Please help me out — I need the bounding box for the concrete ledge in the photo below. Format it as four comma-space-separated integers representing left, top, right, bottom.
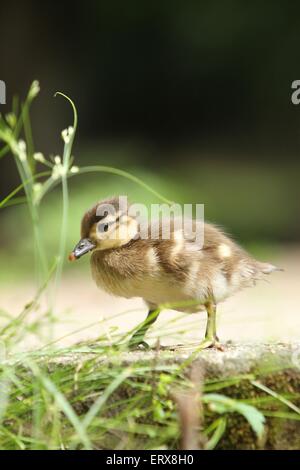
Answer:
49, 341, 300, 375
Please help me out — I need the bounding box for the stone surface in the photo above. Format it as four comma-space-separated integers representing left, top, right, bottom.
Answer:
48, 341, 300, 376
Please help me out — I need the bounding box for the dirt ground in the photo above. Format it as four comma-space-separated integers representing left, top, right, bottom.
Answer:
1, 247, 299, 350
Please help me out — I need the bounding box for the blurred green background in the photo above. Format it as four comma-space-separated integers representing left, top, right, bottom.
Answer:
0, 0, 299, 282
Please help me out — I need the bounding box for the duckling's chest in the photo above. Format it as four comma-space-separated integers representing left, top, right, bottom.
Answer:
92, 253, 165, 298
90, 249, 195, 305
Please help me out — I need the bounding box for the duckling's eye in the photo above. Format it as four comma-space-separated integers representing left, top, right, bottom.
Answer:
98, 222, 110, 233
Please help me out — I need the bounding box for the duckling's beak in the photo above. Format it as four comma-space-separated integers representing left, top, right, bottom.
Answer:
69, 238, 96, 261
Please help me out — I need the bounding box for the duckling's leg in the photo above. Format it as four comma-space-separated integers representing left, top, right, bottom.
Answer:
199, 302, 223, 350
128, 309, 160, 350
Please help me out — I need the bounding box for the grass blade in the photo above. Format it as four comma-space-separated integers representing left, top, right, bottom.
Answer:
26, 359, 92, 450
82, 367, 132, 430
205, 417, 227, 450
251, 380, 300, 415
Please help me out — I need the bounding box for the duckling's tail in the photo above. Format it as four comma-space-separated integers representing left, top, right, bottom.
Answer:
257, 262, 284, 275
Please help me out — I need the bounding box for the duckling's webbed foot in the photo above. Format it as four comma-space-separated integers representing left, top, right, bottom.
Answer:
198, 338, 215, 349
198, 338, 225, 351
128, 340, 150, 351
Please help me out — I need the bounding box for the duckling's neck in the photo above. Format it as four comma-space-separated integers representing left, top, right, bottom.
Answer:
90, 239, 149, 298
92, 242, 137, 274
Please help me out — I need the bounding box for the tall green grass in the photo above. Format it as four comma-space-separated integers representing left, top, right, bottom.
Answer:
0, 83, 299, 450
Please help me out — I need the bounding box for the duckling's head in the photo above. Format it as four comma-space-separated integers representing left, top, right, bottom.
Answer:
69, 196, 139, 260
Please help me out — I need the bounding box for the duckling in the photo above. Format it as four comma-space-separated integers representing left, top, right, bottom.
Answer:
69, 196, 281, 350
